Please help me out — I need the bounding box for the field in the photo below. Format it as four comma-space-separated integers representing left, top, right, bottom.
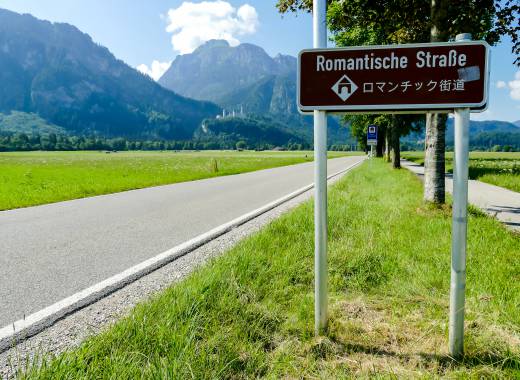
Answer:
402, 151, 520, 193
0, 150, 353, 211
17, 160, 519, 378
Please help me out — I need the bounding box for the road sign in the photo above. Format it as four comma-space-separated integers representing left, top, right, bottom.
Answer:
367, 125, 378, 146
298, 41, 490, 113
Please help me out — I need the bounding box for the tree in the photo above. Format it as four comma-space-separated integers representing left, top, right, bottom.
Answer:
421, 0, 518, 203
236, 141, 247, 150
277, 0, 518, 61
328, 5, 425, 169
277, 0, 519, 201
424, 0, 449, 203
347, 113, 423, 168
390, 115, 425, 168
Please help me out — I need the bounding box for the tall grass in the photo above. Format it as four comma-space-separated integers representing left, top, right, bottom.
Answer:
0, 151, 352, 210
15, 160, 519, 378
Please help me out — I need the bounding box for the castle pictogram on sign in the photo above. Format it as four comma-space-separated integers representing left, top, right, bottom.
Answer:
331, 75, 358, 102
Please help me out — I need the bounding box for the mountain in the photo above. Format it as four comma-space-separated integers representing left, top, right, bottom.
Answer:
402, 119, 520, 150
196, 115, 308, 148
0, 8, 220, 140
218, 74, 297, 115
0, 111, 65, 135
446, 119, 520, 137
159, 40, 352, 146
446, 120, 520, 150
159, 40, 296, 103
446, 118, 520, 144
514, 120, 520, 128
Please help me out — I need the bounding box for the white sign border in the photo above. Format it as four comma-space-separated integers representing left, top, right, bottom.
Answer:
297, 41, 491, 113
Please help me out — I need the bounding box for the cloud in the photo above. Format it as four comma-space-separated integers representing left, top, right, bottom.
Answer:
165, 1, 259, 54
137, 60, 172, 81
508, 71, 520, 101
496, 80, 506, 89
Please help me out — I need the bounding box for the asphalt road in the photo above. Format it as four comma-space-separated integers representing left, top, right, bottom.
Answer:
0, 155, 364, 328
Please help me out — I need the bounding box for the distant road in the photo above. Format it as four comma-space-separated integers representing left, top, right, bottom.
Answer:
0, 156, 364, 328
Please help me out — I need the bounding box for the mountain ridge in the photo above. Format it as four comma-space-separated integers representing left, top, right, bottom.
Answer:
446, 119, 520, 135
0, 8, 220, 140
159, 39, 352, 146
0, 9, 517, 149
159, 39, 296, 103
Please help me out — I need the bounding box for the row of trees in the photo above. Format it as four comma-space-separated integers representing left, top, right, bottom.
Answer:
0, 133, 241, 152
467, 132, 520, 151
0, 132, 357, 152
277, 0, 519, 205
4, 130, 514, 153
0, 133, 230, 152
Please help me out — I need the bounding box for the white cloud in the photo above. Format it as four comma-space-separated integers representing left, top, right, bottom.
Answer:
496, 80, 506, 89
508, 71, 520, 101
137, 60, 172, 81
165, 1, 259, 54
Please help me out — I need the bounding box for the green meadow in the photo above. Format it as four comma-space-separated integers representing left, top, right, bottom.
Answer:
17, 160, 519, 379
0, 150, 354, 211
402, 151, 520, 193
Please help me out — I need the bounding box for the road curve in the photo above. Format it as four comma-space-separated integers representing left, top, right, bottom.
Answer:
0, 155, 364, 328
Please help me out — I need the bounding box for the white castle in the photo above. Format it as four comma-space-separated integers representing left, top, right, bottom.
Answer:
216, 105, 245, 119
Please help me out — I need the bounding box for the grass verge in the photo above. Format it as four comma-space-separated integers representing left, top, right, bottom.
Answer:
15, 159, 519, 378
0, 150, 353, 210
402, 151, 520, 193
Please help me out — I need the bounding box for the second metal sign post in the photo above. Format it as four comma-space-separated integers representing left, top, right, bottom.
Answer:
313, 0, 328, 336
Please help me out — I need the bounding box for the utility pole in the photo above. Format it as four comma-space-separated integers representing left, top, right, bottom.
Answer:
449, 32, 472, 358
313, 0, 328, 335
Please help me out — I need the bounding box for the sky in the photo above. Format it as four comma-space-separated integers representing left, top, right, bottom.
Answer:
0, 0, 518, 122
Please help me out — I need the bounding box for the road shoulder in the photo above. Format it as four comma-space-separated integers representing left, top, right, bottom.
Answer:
0, 163, 359, 378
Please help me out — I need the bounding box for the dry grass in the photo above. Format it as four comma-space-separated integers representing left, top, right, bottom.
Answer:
290, 296, 519, 378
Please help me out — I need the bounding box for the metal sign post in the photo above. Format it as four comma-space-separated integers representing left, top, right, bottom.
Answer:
313, 0, 328, 335
300, 25, 489, 350
449, 33, 472, 358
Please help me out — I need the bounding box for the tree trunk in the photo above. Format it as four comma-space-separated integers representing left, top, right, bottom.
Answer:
376, 128, 384, 157
424, 113, 446, 202
384, 129, 391, 162
424, 0, 448, 203
391, 121, 401, 169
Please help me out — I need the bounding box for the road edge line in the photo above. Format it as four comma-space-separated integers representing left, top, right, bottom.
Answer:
0, 158, 365, 353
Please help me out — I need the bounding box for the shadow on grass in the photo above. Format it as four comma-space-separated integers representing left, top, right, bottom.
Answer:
469, 167, 520, 177
322, 338, 520, 373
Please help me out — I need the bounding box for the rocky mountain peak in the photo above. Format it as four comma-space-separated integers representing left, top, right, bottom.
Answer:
0, 7, 220, 139
158, 40, 296, 102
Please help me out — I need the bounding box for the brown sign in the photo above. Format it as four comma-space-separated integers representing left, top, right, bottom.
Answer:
298, 41, 489, 113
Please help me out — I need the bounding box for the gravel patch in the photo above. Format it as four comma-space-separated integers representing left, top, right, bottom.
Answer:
0, 171, 350, 379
